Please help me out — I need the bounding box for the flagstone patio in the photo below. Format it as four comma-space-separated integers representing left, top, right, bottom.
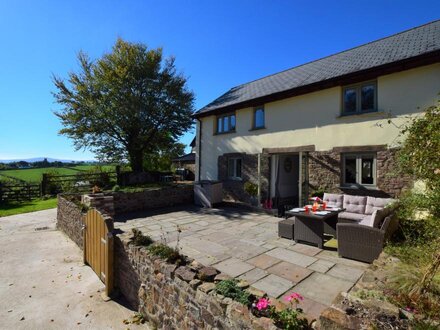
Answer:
114, 205, 369, 319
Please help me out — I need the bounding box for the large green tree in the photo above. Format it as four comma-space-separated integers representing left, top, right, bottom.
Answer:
53, 38, 194, 172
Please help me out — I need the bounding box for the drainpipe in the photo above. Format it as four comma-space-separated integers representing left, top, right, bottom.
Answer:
196, 118, 202, 182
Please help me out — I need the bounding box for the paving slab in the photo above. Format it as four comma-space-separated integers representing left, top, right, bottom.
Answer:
266, 248, 317, 268
288, 243, 322, 256
212, 258, 255, 277
327, 263, 365, 282
247, 254, 282, 270
266, 261, 313, 284
307, 259, 335, 273
252, 274, 294, 298
291, 272, 355, 306
238, 268, 268, 284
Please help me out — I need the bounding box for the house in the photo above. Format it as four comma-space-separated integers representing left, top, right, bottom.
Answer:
193, 20, 440, 207
172, 137, 196, 180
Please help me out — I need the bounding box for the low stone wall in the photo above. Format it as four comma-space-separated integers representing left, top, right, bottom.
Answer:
112, 184, 194, 214
114, 233, 278, 330
56, 195, 84, 249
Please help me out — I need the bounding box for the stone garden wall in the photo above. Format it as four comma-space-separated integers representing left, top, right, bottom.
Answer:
112, 184, 194, 214
56, 195, 84, 249
114, 233, 278, 330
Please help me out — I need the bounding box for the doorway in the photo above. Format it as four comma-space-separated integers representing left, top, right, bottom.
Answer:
270, 154, 300, 208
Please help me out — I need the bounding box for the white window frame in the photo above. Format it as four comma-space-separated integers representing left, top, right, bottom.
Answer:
227, 158, 242, 180
342, 153, 377, 187
342, 81, 377, 114
216, 113, 236, 134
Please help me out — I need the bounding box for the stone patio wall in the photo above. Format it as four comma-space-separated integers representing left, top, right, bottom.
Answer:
112, 184, 194, 214
56, 195, 84, 249
114, 234, 278, 330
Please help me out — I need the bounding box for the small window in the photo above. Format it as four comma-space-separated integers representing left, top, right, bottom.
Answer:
342, 81, 377, 114
228, 158, 242, 179
342, 153, 376, 186
253, 106, 265, 129
216, 113, 236, 134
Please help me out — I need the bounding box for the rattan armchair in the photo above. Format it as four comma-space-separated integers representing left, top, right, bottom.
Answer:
337, 213, 398, 263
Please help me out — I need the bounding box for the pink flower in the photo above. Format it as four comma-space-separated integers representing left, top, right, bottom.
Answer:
284, 292, 304, 303
256, 298, 270, 311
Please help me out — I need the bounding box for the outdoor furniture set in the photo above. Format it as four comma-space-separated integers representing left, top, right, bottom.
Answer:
278, 193, 398, 263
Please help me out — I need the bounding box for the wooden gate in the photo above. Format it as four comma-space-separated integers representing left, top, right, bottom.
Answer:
83, 208, 114, 297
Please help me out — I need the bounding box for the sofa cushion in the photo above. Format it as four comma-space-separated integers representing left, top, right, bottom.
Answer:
359, 213, 374, 227
343, 195, 367, 214
323, 193, 343, 208
365, 197, 395, 215
359, 208, 392, 228
338, 211, 367, 222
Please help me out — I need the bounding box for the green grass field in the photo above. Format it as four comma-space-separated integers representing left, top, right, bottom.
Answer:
0, 165, 115, 183
0, 198, 58, 217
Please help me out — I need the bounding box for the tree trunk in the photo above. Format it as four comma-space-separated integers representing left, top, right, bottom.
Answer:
129, 149, 144, 172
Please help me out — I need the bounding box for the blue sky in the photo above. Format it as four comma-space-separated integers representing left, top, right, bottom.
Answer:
0, 1, 438, 161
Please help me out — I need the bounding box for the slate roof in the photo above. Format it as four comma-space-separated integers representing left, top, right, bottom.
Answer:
172, 153, 195, 163
196, 20, 440, 116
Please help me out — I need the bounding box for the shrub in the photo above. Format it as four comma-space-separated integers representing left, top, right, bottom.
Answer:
112, 184, 120, 192
215, 279, 252, 305
131, 229, 153, 247
147, 243, 184, 265
244, 182, 258, 197
272, 308, 309, 330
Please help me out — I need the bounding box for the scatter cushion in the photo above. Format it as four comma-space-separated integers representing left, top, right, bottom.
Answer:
365, 197, 395, 215
323, 193, 344, 208
338, 212, 367, 222
343, 195, 367, 214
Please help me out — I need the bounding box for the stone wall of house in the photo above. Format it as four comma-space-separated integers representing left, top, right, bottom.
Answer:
112, 184, 194, 214
56, 195, 84, 249
308, 149, 411, 198
308, 151, 342, 195
376, 148, 412, 197
114, 233, 278, 330
218, 153, 270, 204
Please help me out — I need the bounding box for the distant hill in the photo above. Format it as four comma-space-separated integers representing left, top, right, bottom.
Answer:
0, 157, 96, 163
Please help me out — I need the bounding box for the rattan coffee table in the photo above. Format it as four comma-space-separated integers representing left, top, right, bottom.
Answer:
286, 209, 344, 248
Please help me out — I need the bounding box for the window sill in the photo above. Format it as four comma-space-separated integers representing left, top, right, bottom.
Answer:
249, 126, 266, 132
214, 130, 236, 136
338, 185, 378, 191
227, 177, 243, 182
337, 110, 385, 119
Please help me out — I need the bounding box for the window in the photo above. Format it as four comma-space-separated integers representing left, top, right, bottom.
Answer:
253, 106, 265, 129
228, 158, 242, 179
342, 81, 377, 114
216, 113, 236, 134
342, 153, 376, 186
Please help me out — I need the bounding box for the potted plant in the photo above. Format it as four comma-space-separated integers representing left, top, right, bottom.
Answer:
244, 181, 258, 206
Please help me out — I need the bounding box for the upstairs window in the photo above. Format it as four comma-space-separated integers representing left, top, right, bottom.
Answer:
253, 106, 265, 129
342, 81, 377, 114
228, 158, 242, 179
342, 153, 376, 186
216, 113, 236, 134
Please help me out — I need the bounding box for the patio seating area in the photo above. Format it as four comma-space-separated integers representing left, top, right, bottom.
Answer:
114, 205, 370, 319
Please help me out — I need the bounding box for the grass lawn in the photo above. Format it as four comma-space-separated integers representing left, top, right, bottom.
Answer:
0, 165, 116, 183
0, 198, 58, 217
